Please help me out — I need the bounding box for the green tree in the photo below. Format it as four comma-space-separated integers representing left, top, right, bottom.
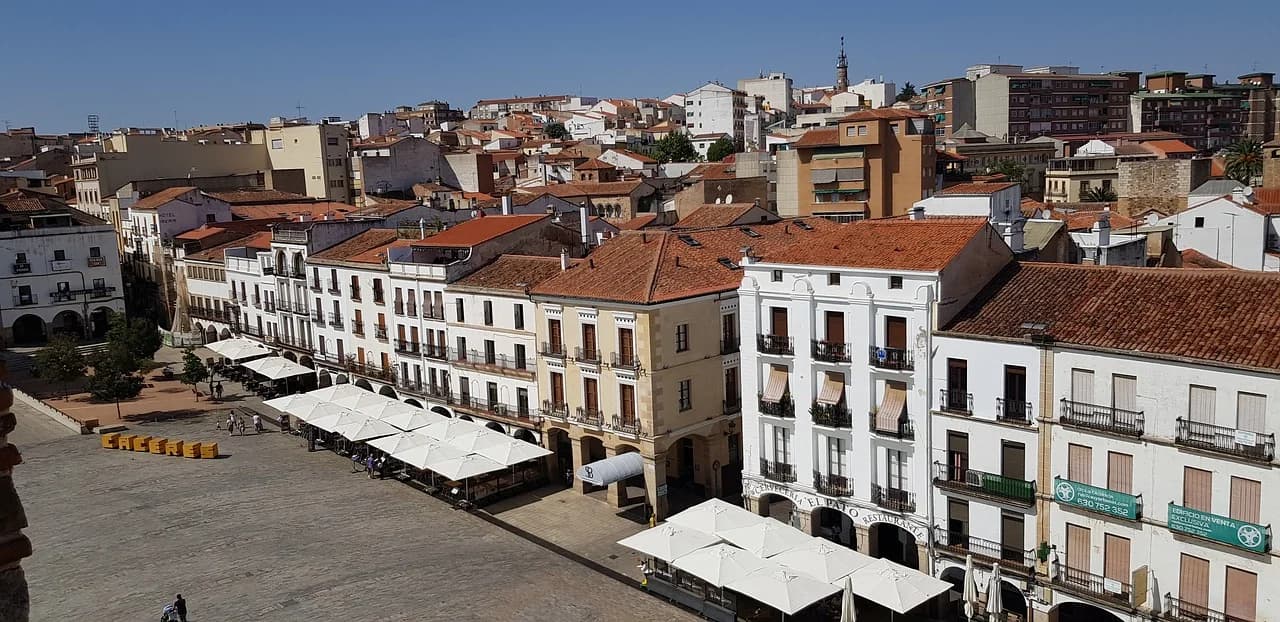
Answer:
34, 334, 86, 399
1223, 139, 1263, 185
989, 159, 1028, 189
649, 132, 700, 163
179, 347, 209, 401
545, 122, 570, 140
706, 137, 736, 162
103, 312, 161, 365
87, 351, 143, 420
895, 82, 917, 102
1082, 185, 1118, 202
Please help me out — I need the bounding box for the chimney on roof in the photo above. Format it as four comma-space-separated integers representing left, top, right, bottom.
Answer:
560, 247, 569, 271
419, 218, 426, 240
740, 246, 754, 265
579, 203, 591, 247
298, 213, 309, 223
909, 204, 926, 220
1095, 206, 1111, 249
1232, 186, 1254, 204
501, 195, 512, 215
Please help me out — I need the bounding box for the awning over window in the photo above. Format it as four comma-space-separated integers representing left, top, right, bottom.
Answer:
577, 451, 645, 486
835, 167, 864, 182
816, 373, 845, 406
875, 387, 907, 430
810, 169, 838, 184
761, 367, 789, 403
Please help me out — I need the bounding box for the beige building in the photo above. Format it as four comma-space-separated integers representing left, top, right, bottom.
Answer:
253, 120, 352, 203
778, 109, 936, 220
530, 218, 842, 519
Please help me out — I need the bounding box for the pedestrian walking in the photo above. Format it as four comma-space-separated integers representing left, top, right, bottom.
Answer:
252, 413, 263, 433
173, 594, 187, 622
279, 413, 290, 433
366, 454, 376, 479
214, 383, 223, 400
227, 414, 236, 436
237, 416, 247, 435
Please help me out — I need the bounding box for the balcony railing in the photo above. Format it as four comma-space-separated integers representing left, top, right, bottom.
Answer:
189, 307, 237, 323
350, 288, 361, 302
868, 346, 913, 370
720, 337, 739, 355
540, 341, 566, 358
423, 344, 448, 360
760, 458, 797, 483
309, 280, 322, 292
606, 415, 642, 436
12, 294, 36, 306
810, 402, 852, 428
997, 398, 1033, 424
373, 291, 386, 306
1060, 399, 1144, 436
813, 471, 853, 497
374, 325, 388, 340
571, 407, 603, 427
288, 269, 306, 280
311, 312, 324, 325
939, 389, 973, 415
722, 399, 741, 416
451, 348, 534, 373
934, 529, 1036, 575
1052, 562, 1131, 605
1162, 595, 1248, 622
871, 483, 915, 513
327, 281, 340, 294
443, 394, 539, 423
574, 347, 601, 365
611, 351, 640, 370
869, 412, 915, 439
933, 462, 1036, 506
541, 400, 568, 421
395, 340, 421, 357
350, 321, 365, 337
758, 394, 795, 418
812, 340, 851, 363
1175, 418, 1275, 462
327, 312, 343, 328
757, 334, 794, 355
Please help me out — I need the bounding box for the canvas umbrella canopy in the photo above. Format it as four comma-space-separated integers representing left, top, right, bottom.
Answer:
719, 519, 813, 558
449, 428, 513, 453
262, 394, 303, 413
306, 384, 366, 402
840, 575, 856, 622
768, 540, 876, 584
336, 415, 401, 442
376, 408, 445, 431
962, 555, 978, 620
422, 453, 505, 481
986, 564, 1004, 621
367, 431, 431, 455
205, 337, 271, 361
672, 543, 772, 587
474, 438, 552, 466
842, 558, 951, 615
418, 418, 481, 441
617, 524, 721, 562
330, 391, 395, 411
391, 441, 467, 470
284, 395, 344, 423
666, 498, 765, 536
726, 567, 842, 616
240, 356, 312, 380
308, 411, 367, 434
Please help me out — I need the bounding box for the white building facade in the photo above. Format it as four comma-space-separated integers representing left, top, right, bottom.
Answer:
1157, 190, 1280, 272
684, 83, 747, 146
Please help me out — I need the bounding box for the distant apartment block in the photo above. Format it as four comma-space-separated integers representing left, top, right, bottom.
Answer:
971, 65, 1139, 140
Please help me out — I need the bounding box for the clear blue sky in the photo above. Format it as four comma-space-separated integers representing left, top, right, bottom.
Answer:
3, 0, 1277, 133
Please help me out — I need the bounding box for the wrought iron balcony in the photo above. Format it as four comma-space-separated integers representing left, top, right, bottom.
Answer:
812, 339, 851, 363
871, 483, 915, 512
997, 398, 1033, 424
374, 325, 388, 340
325, 281, 340, 295
1052, 561, 1131, 606
611, 351, 640, 370
423, 344, 448, 360
813, 471, 853, 497
868, 346, 913, 370
571, 407, 603, 427
540, 341, 566, 358
757, 334, 794, 355
541, 400, 569, 421
451, 348, 534, 373
606, 415, 642, 436
868, 412, 914, 439
1162, 594, 1246, 622
939, 389, 973, 415
758, 393, 795, 418
312, 312, 324, 325
309, 280, 323, 292
12, 294, 36, 306
720, 337, 739, 355
1060, 399, 1144, 436
327, 312, 343, 328
933, 529, 1036, 575
1175, 418, 1275, 463
933, 462, 1036, 506
574, 347, 601, 365
810, 402, 852, 428
350, 321, 365, 336
394, 340, 421, 357
760, 458, 797, 483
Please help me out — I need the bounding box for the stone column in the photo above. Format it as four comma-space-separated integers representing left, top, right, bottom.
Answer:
644, 453, 668, 522
571, 434, 588, 494
855, 525, 870, 555
604, 445, 623, 508
0, 380, 31, 622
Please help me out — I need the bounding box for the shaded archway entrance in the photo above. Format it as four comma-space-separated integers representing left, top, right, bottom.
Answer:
812, 507, 857, 550
298, 355, 314, 369
485, 421, 505, 433
579, 435, 607, 493
334, 374, 349, 384
317, 371, 332, 388
379, 385, 398, 399
219, 328, 232, 340
1000, 580, 1028, 621
354, 378, 373, 391
1049, 602, 1124, 622
91, 307, 112, 338
204, 325, 217, 343
513, 428, 537, 445
50, 310, 83, 339
756, 493, 797, 527
431, 405, 451, 418
547, 427, 572, 485
11, 314, 46, 345
281, 351, 298, 362
869, 522, 920, 570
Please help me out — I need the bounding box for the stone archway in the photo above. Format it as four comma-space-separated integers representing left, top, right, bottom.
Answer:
869, 522, 920, 570
50, 310, 83, 339
756, 492, 798, 527
334, 373, 349, 385
579, 435, 607, 492
11, 314, 46, 345
513, 428, 538, 445
547, 427, 572, 485
484, 421, 505, 434
219, 328, 232, 340
317, 371, 332, 388
298, 355, 314, 369
812, 507, 857, 550
204, 325, 217, 344
379, 385, 398, 399
281, 351, 298, 362
999, 580, 1029, 622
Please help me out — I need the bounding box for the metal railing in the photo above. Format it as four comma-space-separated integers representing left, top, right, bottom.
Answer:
1052, 562, 1131, 604
309, 280, 323, 292
722, 399, 741, 415
933, 462, 1036, 505
869, 412, 914, 439
606, 415, 642, 436
1060, 399, 1144, 436
312, 312, 324, 325
611, 351, 640, 370
810, 402, 852, 428
541, 400, 569, 420
451, 348, 534, 373
813, 471, 853, 497
372, 292, 386, 305
327, 312, 343, 328
327, 281, 340, 295
997, 398, 1033, 424
1163, 594, 1248, 622
374, 325, 388, 340
574, 347, 601, 364
350, 321, 365, 336
540, 341, 566, 358
760, 458, 797, 483
757, 334, 794, 355
933, 529, 1036, 575
571, 407, 603, 427
812, 340, 851, 363
394, 340, 421, 356
720, 338, 739, 355
444, 394, 539, 423
1175, 418, 1275, 462
189, 307, 237, 323
12, 294, 36, 306
423, 344, 448, 360
871, 483, 915, 512
758, 394, 795, 418
939, 389, 973, 414
350, 287, 361, 302
868, 346, 913, 370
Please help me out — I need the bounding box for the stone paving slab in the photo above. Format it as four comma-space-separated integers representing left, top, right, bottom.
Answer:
16, 414, 697, 621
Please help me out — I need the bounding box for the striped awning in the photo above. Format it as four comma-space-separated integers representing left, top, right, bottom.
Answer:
816, 373, 845, 406
875, 387, 907, 430
762, 367, 789, 403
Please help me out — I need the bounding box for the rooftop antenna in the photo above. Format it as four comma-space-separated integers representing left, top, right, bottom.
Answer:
1, 120, 9, 132
87, 114, 100, 135
294, 101, 306, 120
173, 109, 180, 130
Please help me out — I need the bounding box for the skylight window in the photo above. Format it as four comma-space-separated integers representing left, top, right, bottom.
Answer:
677, 234, 701, 247
740, 227, 761, 238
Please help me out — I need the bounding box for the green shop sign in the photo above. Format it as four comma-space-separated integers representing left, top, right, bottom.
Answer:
1053, 477, 1140, 520
1167, 503, 1270, 554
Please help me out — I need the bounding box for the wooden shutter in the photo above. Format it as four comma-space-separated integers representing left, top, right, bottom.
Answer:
1103, 534, 1130, 584
1229, 477, 1261, 523
1071, 369, 1094, 404
582, 324, 596, 354
1107, 452, 1133, 494
1188, 385, 1216, 424
1224, 567, 1257, 621
551, 372, 564, 405
1178, 554, 1209, 608
1112, 374, 1137, 412
885, 316, 907, 350
1001, 512, 1025, 557
549, 319, 562, 348
1237, 392, 1266, 433
583, 378, 598, 412
825, 311, 844, 343
770, 307, 788, 337
618, 328, 634, 361
620, 384, 636, 421
1068, 443, 1092, 484
1183, 467, 1212, 511
1066, 524, 1090, 572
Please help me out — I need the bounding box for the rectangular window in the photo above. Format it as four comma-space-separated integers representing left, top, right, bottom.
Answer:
1229, 476, 1261, 523
827, 436, 846, 476
1071, 368, 1094, 404
583, 378, 598, 412
1103, 534, 1131, 586
1106, 452, 1133, 494
514, 304, 525, 330
1001, 512, 1024, 563
548, 319, 562, 349
1237, 392, 1266, 432
483, 340, 496, 365
1066, 523, 1090, 573
1001, 441, 1025, 481
771, 307, 788, 338
771, 269, 782, 282
455, 299, 464, 322
676, 323, 689, 352
618, 327, 634, 363
54, 249, 66, 261
620, 384, 636, 422
271, 138, 283, 149
827, 272, 840, 286
1112, 374, 1137, 412
1068, 443, 1092, 484
550, 372, 565, 405
1183, 467, 1212, 511
1224, 567, 1257, 621
824, 311, 844, 343
456, 336, 466, 357
885, 449, 906, 489
483, 300, 493, 326
1188, 385, 1216, 423
89, 246, 101, 258
885, 316, 906, 350
678, 379, 692, 411
1179, 554, 1210, 609
889, 275, 903, 289
1003, 365, 1027, 418
946, 358, 968, 410
773, 426, 791, 464
581, 323, 597, 357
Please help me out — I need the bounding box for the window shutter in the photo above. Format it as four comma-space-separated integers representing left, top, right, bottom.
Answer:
1066, 524, 1090, 572
1068, 444, 1092, 485
1224, 567, 1257, 621
1111, 375, 1137, 412
1103, 534, 1130, 585
1071, 369, 1094, 404
1237, 392, 1266, 433
1107, 452, 1133, 494
1188, 385, 1216, 424
1229, 477, 1261, 524
1182, 467, 1212, 512
1178, 554, 1209, 608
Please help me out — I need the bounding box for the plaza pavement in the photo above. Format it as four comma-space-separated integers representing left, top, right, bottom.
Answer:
15, 412, 697, 621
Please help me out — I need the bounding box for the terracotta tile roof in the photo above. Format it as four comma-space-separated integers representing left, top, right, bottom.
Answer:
532, 218, 842, 304
204, 189, 311, 205
405, 214, 548, 249
1143, 139, 1198, 155
1180, 249, 1235, 269
185, 231, 274, 262
792, 128, 840, 148
759, 218, 992, 271
175, 226, 227, 241
839, 109, 929, 122
1050, 209, 1137, 231
686, 163, 735, 181
132, 186, 196, 210
1021, 198, 1050, 218
309, 229, 400, 266
352, 198, 419, 217
451, 255, 575, 293
230, 201, 353, 221
939, 182, 1017, 195
673, 204, 765, 229
576, 157, 614, 170
353, 135, 405, 149
1256, 188, 1280, 204
607, 148, 656, 164
944, 263, 1280, 371
937, 151, 967, 162
524, 180, 646, 199
618, 214, 659, 230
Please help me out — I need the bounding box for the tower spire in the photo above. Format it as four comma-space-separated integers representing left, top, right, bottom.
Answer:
835, 36, 849, 92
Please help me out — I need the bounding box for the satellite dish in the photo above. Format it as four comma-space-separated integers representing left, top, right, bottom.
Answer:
715, 197, 723, 204
725, 193, 734, 203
